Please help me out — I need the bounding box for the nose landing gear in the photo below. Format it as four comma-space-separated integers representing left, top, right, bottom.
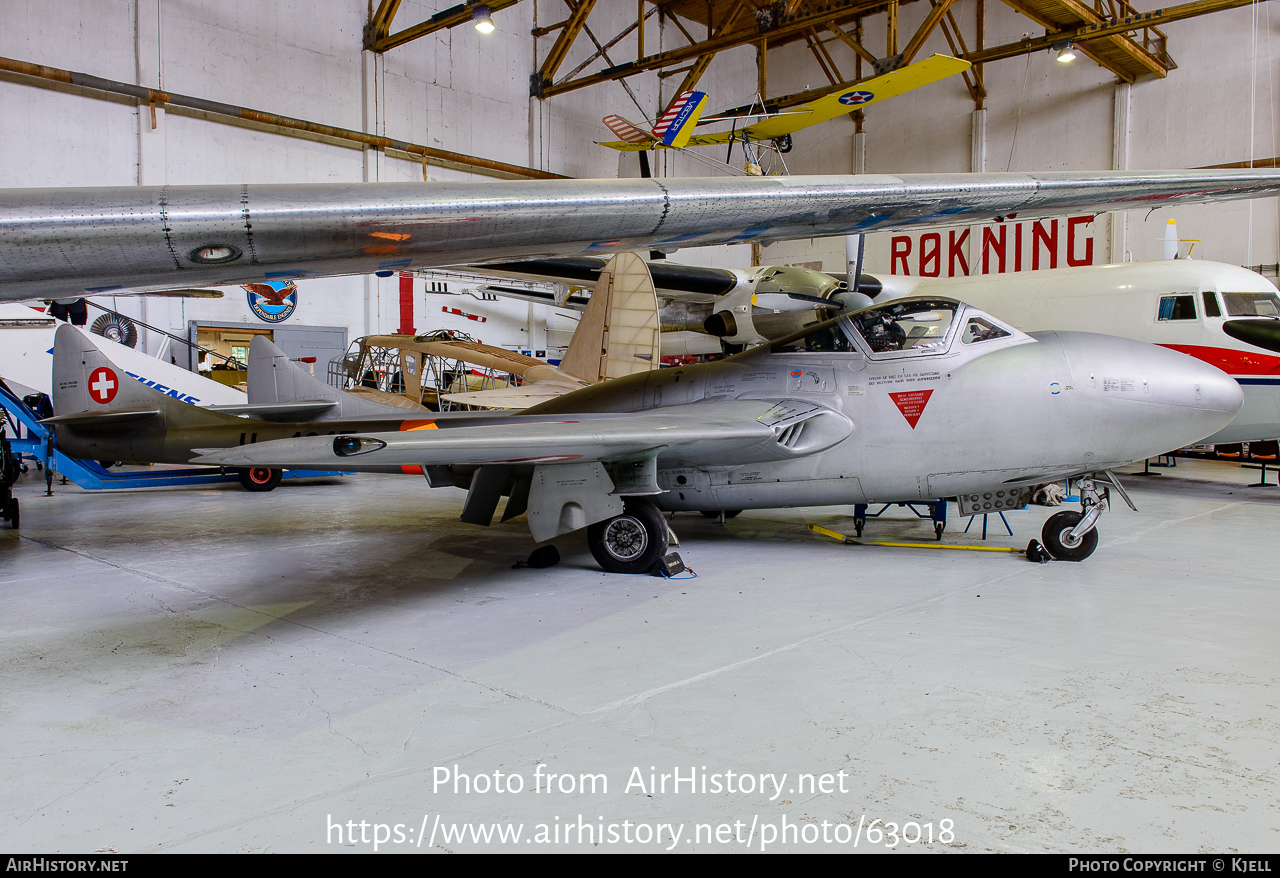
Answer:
1040, 472, 1136, 561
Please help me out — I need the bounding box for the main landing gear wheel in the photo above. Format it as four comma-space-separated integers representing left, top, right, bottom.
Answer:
3, 498, 17, 529
588, 498, 670, 574
238, 467, 283, 492
1041, 510, 1099, 562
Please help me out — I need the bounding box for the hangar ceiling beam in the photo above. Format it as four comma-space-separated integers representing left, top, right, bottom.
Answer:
535, 0, 900, 98
533, 0, 600, 94
825, 21, 880, 67
0, 55, 565, 180
665, 2, 747, 108
965, 0, 1259, 77
365, 0, 522, 53
900, 0, 960, 65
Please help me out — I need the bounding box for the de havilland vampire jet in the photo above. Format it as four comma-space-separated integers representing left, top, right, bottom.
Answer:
184, 294, 1243, 570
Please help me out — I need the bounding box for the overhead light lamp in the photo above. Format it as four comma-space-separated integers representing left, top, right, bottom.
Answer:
472, 5, 495, 34
1054, 40, 1077, 63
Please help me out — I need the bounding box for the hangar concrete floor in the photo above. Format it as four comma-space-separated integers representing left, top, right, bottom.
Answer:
1, 457, 1277, 853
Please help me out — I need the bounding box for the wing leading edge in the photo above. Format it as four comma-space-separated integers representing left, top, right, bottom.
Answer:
191, 399, 853, 470
4, 170, 1280, 300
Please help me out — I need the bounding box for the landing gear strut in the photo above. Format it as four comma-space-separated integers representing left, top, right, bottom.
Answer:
1039, 472, 1136, 562
588, 498, 670, 574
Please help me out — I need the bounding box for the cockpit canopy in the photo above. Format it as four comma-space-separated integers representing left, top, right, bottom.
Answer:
771, 297, 1021, 358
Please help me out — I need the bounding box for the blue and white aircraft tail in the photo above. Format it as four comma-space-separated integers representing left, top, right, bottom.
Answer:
601, 90, 709, 150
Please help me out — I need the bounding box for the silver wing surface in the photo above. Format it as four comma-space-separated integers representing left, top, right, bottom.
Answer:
4, 170, 1280, 300
191, 399, 853, 470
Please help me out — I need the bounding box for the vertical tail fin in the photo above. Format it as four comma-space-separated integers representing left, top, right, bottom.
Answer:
652, 91, 709, 148
557, 252, 660, 384
51, 323, 169, 416
246, 335, 408, 419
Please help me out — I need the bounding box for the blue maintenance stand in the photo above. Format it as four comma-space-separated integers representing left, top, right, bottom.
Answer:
853, 499, 948, 540
0, 380, 344, 497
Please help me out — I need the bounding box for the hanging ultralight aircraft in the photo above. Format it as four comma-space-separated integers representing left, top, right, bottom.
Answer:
597, 55, 972, 175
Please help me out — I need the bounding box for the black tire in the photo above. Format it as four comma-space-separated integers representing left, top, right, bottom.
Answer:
854, 518, 865, 538
934, 521, 945, 541
1041, 510, 1099, 562
6, 498, 18, 529
588, 499, 670, 574
238, 467, 283, 492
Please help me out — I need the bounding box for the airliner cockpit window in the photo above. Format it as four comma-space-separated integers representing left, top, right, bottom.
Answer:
1223, 291, 1280, 317
1157, 295, 1197, 321
850, 300, 958, 355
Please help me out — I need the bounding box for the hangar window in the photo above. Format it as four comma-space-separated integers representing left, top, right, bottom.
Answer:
1222, 291, 1280, 317
1157, 295, 1197, 321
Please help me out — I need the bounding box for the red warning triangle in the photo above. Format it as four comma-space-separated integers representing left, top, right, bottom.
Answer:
888, 389, 933, 429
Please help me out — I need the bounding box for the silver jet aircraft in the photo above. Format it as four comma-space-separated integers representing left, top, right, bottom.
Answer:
192, 296, 1243, 570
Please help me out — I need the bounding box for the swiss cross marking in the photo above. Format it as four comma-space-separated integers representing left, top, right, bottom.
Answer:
88, 367, 119, 404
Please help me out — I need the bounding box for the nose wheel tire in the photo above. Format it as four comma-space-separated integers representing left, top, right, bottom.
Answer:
1041, 510, 1099, 561
588, 499, 670, 574
238, 467, 283, 493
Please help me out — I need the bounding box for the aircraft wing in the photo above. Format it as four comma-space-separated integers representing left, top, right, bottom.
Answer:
601, 55, 969, 149
5, 170, 1280, 300
190, 399, 853, 469
739, 54, 970, 141
440, 385, 573, 409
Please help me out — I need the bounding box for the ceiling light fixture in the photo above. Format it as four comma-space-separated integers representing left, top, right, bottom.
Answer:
472, 5, 495, 34
1054, 40, 1077, 63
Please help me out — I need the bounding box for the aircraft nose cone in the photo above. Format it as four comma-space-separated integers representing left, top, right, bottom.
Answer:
1223, 318, 1280, 353
1054, 331, 1243, 457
